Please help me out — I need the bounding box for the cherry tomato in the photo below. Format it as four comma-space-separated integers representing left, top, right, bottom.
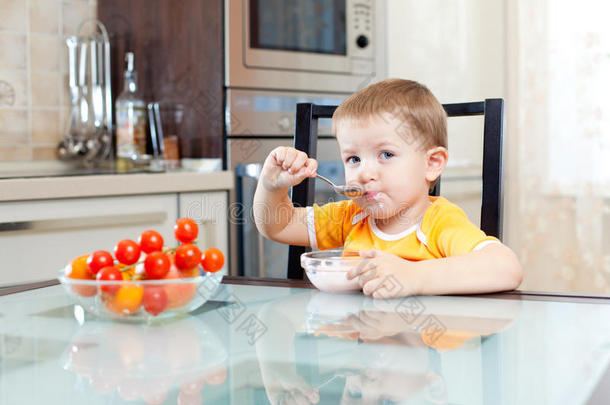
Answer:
65, 254, 97, 297
104, 284, 143, 315
144, 251, 170, 279
138, 230, 164, 254
201, 248, 224, 273
114, 239, 141, 265
164, 263, 198, 309
174, 244, 202, 270
66, 254, 92, 279
174, 218, 198, 244
87, 250, 114, 275
142, 286, 168, 316
96, 266, 123, 294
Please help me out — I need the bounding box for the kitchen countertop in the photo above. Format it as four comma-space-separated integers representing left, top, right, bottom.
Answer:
0, 159, 233, 202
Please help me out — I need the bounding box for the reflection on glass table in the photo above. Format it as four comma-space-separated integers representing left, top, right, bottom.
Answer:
0, 286, 231, 405
2, 282, 610, 404
254, 290, 523, 405
62, 316, 227, 403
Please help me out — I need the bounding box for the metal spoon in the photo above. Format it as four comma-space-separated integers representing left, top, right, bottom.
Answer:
316, 173, 364, 197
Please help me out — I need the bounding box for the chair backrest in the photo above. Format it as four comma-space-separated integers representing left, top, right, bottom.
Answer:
287, 99, 504, 279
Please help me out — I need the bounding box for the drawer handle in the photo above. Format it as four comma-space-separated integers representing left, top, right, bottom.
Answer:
0, 212, 167, 232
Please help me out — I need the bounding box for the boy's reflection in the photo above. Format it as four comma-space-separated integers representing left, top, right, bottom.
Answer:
255, 291, 522, 405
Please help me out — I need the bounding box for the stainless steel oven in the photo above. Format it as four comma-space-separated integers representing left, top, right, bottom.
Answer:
224, 0, 387, 277
225, 0, 387, 92
225, 90, 349, 278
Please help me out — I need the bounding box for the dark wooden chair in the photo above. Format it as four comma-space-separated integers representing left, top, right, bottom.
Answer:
287, 99, 505, 279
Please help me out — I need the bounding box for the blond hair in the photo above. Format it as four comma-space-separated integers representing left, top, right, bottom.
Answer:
332, 79, 447, 149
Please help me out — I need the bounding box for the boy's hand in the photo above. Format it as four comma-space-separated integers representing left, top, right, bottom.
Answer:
261, 147, 318, 191
347, 249, 419, 299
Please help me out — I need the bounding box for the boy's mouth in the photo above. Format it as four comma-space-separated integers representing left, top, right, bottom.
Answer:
364, 191, 380, 200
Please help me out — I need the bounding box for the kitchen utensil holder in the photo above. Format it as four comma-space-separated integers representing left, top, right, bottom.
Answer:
57, 19, 113, 165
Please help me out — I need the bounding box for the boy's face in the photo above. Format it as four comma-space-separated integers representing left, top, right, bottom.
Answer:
336, 115, 445, 222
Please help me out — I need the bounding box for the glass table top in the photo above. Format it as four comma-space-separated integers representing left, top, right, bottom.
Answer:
1, 283, 610, 404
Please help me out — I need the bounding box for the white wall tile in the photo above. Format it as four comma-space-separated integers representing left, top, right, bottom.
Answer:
0, 0, 27, 32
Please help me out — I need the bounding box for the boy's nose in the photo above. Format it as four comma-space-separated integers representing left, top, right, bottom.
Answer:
358, 162, 379, 183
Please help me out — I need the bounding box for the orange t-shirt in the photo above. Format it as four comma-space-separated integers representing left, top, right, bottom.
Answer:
307, 196, 499, 260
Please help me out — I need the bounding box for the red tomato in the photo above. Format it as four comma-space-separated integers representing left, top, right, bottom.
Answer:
174, 218, 198, 244
201, 248, 224, 273
87, 250, 114, 275
144, 252, 170, 279
163, 260, 199, 309
142, 286, 168, 316
174, 244, 202, 270
96, 266, 123, 294
138, 230, 164, 254
114, 239, 141, 265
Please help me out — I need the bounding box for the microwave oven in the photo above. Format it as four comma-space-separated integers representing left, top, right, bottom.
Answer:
225, 0, 387, 93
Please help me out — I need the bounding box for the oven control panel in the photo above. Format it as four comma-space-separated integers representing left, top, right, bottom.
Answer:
347, 0, 375, 57
348, 0, 375, 74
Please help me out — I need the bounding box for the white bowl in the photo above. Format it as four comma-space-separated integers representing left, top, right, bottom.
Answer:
300, 250, 362, 293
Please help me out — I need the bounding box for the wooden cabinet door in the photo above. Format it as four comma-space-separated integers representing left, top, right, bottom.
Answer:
98, 0, 224, 159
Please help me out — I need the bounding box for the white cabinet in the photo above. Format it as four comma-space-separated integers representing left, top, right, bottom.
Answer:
178, 191, 229, 275
0, 191, 229, 285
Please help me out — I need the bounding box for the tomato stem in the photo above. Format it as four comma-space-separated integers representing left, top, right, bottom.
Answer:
118, 245, 180, 272
117, 239, 200, 273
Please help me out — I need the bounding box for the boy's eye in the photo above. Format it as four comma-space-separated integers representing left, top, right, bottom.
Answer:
380, 151, 394, 159
346, 156, 360, 164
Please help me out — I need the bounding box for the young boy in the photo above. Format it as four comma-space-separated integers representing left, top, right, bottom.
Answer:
254, 79, 523, 299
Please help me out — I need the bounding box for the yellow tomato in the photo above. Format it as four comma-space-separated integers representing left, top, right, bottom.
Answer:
66, 254, 92, 279
116, 263, 135, 279
105, 284, 143, 315
65, 254, 97, 297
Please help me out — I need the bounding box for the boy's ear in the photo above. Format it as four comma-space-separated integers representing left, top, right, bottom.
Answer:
425, 147, 448, 183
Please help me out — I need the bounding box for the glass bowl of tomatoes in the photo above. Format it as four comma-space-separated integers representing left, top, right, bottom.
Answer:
58, 268, 223, 322
58, 218, 226, 322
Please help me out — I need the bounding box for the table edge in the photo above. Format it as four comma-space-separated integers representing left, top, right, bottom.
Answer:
2, 277, 609, 304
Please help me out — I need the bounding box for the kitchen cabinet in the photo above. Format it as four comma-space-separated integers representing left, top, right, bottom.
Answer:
0, 194, 177, 285
178, 191, 229, 272
0, 191, 229, 286
0, 169, 233, 286
98, 0, 224, 159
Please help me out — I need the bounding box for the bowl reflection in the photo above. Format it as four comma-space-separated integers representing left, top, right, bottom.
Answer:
62, 316, 227, 403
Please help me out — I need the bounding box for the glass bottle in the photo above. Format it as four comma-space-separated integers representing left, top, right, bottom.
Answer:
115, 52, 147, 167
